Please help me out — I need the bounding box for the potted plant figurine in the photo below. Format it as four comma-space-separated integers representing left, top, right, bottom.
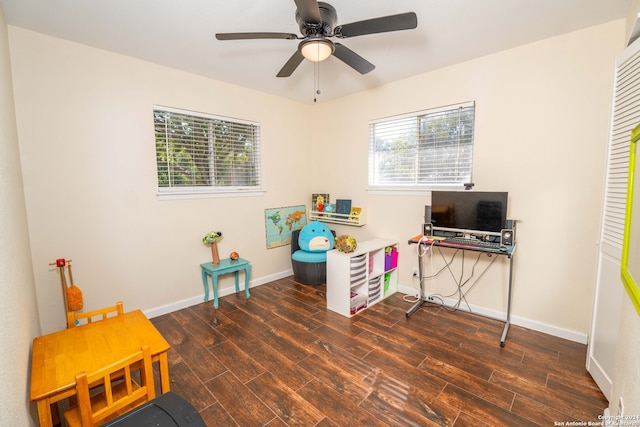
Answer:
203, 231, 223, 265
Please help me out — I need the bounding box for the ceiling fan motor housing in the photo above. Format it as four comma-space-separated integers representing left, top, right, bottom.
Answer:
296, 2, 337, 36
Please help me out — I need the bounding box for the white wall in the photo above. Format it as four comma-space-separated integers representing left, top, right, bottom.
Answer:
0, 5, 40, 426
7, 18, 626, 341
9, 27, 313, 333
310, 20, 625, 340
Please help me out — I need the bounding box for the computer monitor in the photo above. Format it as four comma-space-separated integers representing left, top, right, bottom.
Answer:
429, 190, 508, 234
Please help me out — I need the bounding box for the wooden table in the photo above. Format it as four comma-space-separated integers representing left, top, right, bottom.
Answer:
30, 310, 171, 427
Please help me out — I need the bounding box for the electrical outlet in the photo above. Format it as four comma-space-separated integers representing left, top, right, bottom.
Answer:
427, 295, 435, 302
618, 397, 624, 417
412, 267, 419, 277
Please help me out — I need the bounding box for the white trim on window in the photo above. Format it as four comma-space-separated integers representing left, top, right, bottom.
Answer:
153, 105, 263, 199
368, 101, 475, 192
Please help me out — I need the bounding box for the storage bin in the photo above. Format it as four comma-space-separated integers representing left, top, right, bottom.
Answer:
384, 249, 398, 270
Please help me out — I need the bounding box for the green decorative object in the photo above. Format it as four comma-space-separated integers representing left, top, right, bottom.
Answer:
335, 235, 357, 253
202, 231, 223, 245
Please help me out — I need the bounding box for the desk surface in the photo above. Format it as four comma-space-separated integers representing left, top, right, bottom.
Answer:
30, 310, 170, 402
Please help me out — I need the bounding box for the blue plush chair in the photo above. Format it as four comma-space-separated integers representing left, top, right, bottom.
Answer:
291, 221, 335, 285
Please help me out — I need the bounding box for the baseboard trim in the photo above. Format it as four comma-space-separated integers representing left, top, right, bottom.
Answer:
143, 269, 293, 319
144, 273, 587, 345
397, 284, 588, 344
586, 354, 613, 401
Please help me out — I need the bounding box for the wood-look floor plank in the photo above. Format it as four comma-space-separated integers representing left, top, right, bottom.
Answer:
198, 401, 240, 427
257, 324, 312, 363
223, 307, 272, 336
355, 315, 420, 348
354, 329, 427, 368
439, 383, 539, 427
311, 324, 374, 359
245, 371, 325, 426
270, 304, 324, 332
297, 353, 372, 403
297, 378, 389, 426
363, 347, 448, 398
361, 371, 461, 427
246, 340, 315, 391
419, 355, 516, 410
205, 371, 276, 426
166, 360, 217, 412
173, 335, 227, 383
511, 392, 583, 426
151, 276, 607, 426
170, 308, 227, 348
210, 340, 266, 384
416, 335, 496, 380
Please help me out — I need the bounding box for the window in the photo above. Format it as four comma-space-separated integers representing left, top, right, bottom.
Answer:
154, 106, 262, 199
368, 101, 475, 192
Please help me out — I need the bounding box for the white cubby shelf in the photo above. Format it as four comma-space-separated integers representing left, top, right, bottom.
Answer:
326, 238, 398, 317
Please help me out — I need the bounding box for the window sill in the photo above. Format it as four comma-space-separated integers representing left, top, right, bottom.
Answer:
366, 185, 463, 196
157, 189, 265, 201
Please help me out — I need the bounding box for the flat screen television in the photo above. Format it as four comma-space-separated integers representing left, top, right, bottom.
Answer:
430, 191, 508, 234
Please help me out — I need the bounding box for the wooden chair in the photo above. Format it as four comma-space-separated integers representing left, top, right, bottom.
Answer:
64, 344, 156, 427
67, 301, 124, 328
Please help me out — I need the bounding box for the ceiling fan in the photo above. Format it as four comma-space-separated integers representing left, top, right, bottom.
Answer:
215, 0, 417, 77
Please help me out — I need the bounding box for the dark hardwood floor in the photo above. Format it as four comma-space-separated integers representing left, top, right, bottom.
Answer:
150, 276, 608, 426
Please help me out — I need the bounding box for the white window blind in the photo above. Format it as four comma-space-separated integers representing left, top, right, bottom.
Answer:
601, 48, 640, 257
154, 106, 261, 197
368, 101, 475, 190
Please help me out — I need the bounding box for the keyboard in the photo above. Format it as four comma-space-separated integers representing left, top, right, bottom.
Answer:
438, 237, 501, 250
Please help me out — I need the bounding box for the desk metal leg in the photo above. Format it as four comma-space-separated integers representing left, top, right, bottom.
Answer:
406, 244, 426, 318
500, 254, 515, 347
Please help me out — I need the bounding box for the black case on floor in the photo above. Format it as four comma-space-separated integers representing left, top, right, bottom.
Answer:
100, 392, 206, 427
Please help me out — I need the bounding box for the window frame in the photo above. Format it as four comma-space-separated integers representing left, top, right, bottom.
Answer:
367, 101, 475, 195
153, 105, 264, 200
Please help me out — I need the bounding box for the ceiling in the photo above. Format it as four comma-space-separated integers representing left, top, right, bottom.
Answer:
0, 0, 632, 104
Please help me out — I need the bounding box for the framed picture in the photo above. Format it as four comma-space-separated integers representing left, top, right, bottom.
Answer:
335, 199, 352, 217
264, 205, 307, 249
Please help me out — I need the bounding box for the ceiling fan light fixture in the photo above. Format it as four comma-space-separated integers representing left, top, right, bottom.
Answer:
300, 38, 334, 62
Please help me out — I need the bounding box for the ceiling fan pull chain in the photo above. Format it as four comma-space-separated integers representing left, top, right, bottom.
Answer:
314, 61, 321, 102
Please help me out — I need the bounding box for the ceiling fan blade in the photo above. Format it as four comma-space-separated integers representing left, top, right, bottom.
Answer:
333, 43, 375, 74
294, 0, 321, 24
277, 50, 305, 77
335, 12, 417, 38
216, 32, 298, 41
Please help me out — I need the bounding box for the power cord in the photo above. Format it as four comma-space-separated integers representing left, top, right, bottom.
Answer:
403, 238, 434, 303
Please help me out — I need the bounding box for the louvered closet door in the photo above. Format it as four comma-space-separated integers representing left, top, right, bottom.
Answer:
587, 37, 640, 401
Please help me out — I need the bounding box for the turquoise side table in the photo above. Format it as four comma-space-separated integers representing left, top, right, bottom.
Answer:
200, 258, 251, 309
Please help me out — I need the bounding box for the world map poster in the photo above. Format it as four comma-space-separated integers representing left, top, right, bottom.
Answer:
264, 205, 307, 249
